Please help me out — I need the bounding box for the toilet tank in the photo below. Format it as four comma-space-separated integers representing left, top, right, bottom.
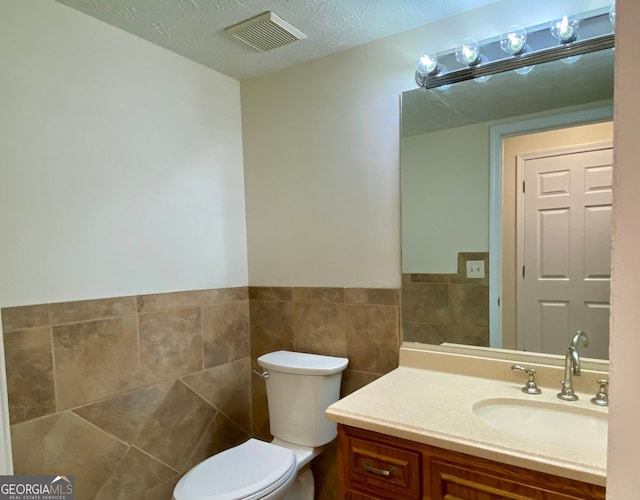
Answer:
257, 351, 348, 447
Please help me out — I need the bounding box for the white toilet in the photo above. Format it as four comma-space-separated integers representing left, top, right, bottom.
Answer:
173, 350, 348, 500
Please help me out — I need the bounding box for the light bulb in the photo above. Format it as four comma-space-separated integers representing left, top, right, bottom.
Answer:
416, 52, 439, 76
609, 2, 616, 28
455, 38, 480, 65
500, 25, 527, 55
550, 14, 580, 43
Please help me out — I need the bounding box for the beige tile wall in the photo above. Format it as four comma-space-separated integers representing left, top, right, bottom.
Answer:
402, 252, 489, 347
2, 285, 400, 500
2, 288, 251, 500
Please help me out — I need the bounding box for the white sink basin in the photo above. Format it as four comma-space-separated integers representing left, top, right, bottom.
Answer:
473, 398, 607, 451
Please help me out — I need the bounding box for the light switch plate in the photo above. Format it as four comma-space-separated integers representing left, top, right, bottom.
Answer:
466, 260, 485, 278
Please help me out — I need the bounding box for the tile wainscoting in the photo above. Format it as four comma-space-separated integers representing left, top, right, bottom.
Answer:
401, 252, 489, 348
1, 286, 400, 500
2, 289, 251, 500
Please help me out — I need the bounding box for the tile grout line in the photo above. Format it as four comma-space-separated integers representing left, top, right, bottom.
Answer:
131, 443, 181, 474
136, 310, 142, 376
125, 382, 175, 448
48, 312, 138, 328
180, 413, 219, 474
67, 410, 131, 448
58, 377, 177, 415
248, 302, 256, 438
180, 359, 253, 436
342, 290, 348, 359
92, 443, 132, 500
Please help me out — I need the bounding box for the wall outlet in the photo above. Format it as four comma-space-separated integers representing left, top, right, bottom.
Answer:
466, 260, 485, 278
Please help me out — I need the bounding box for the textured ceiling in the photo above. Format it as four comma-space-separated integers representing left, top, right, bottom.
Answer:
54, 0, 499, 80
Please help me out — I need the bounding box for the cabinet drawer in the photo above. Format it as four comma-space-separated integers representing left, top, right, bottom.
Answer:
345, 435, 421, 500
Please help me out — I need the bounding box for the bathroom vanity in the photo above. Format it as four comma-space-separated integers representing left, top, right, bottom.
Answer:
337, 426, 604, 499
326, 346, 608, 500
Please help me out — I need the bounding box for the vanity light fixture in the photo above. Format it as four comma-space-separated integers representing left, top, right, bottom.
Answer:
550, 14, 580, 43
415, 8, 614, 90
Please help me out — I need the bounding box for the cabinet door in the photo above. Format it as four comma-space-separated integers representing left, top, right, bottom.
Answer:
430, 459, 606, 500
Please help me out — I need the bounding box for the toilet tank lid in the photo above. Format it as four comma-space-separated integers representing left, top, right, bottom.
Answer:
258, 350, 348, 375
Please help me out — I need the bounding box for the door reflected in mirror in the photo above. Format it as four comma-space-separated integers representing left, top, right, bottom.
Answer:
400, 47, 614, 360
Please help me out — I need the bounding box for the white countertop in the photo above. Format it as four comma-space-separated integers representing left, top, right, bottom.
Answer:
326, 348, 608, 487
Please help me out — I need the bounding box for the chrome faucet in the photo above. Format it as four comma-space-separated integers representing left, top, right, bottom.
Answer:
557, 331, 589, 401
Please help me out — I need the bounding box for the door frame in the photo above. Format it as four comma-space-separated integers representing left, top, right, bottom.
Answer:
488, 104, 613, 348
514, 141, 613, 351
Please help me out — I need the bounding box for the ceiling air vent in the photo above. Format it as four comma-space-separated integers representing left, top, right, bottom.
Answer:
225, 11, 307, 52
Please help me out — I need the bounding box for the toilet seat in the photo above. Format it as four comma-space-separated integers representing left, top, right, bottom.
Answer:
173, 439, 297, 500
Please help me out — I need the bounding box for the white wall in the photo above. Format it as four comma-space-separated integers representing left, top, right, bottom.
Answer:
0, 0, 248, 473
607, 0, 640, 496
241, 41, 405, 287
401, 123, 489, 274
0, 0, 248, 308
241, 0, 611, 287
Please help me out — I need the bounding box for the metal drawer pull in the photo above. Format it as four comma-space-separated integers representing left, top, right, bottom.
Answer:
364, 459, 396, 477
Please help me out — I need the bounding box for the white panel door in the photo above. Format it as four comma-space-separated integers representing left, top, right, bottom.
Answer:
519, 144, 612, 358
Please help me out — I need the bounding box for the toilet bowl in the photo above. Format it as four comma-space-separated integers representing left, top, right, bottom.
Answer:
173, 351, 348, 500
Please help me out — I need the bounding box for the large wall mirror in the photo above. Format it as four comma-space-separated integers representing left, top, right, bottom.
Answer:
400, 45, 614, 360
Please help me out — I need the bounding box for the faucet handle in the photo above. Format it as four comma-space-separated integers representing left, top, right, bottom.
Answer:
511, 365, 542, 394
591, 378, 609, 407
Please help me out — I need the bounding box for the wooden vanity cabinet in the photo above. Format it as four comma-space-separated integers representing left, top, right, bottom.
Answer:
337, 425, 606, 500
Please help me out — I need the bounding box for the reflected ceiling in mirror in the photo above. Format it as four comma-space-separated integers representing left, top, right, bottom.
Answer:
399, 47, 614, 360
